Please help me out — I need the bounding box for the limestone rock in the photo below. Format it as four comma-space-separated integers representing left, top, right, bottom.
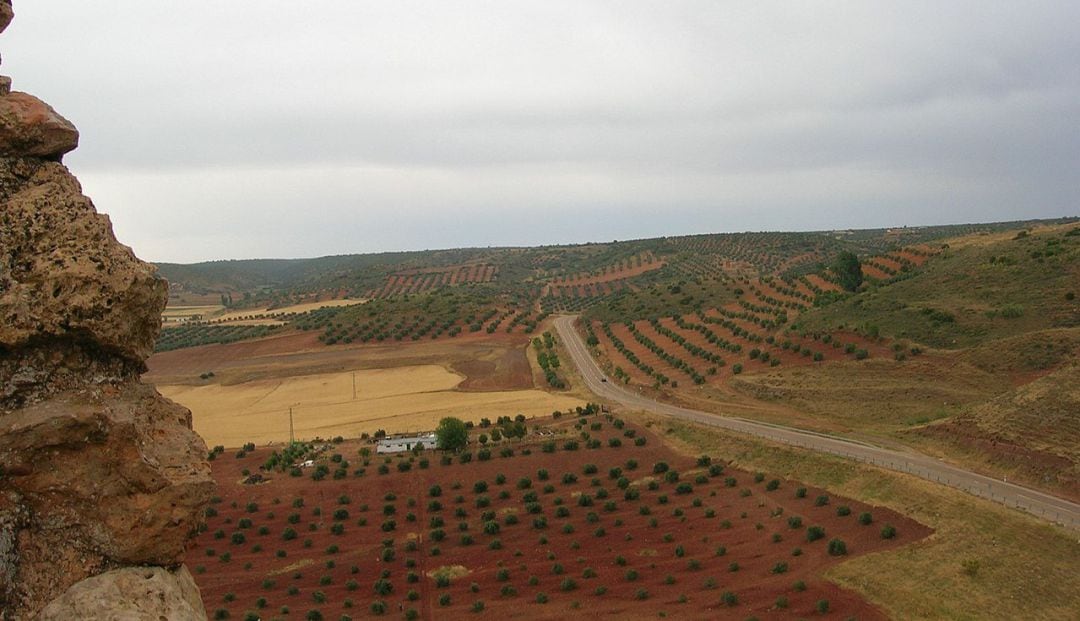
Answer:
0, 157, 165, 399
35, 565, 208, 621
0, 382, 214, 615
0, 92, 78, 160
0, 2, 12, 36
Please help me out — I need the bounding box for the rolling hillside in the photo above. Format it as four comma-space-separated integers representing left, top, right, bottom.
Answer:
153, 217, 1080, 497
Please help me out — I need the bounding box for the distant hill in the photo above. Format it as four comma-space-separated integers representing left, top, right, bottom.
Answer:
157, 217, 1076, 312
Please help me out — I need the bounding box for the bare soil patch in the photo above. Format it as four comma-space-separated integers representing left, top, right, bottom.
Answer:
454, 347, 533, 391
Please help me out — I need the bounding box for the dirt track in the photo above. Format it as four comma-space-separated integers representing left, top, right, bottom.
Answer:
554, 315, 1080, 530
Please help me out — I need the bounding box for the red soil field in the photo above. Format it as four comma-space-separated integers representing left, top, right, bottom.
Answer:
609, 323, 698, 383
751, 282, 807, 308
773, 252, 821, 275
873, 256, 905, 272
860, 264, 893, 281
555, 254, 664, 288
803, 274, 841, 293
628, 314, 898, 384
188, 415, 928, 620
893, 247, 935, 266
453, 348, 533, 391
655, 318, 735, 366
147, 328, 532, 382
370, 264, 498, 298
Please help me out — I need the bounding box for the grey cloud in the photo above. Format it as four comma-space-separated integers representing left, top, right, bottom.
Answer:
4, 1, 1078, 262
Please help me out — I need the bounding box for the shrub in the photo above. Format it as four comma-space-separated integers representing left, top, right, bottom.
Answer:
881, 524, 897, 539
806, 525, 825, 542
370, 600, 387, 615
961, 559, 980, 577
766, 479, 780, 491
827, 538, 848, 556
859, 511, 874, 525
372, 579, 393, 596
816, 599, 830, 614
814, 495, 829, 506
795, 487, 807, 498
721, 591, 738, 606
836, 505, 851, 517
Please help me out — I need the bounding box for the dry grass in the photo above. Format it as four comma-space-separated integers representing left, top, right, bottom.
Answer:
158, 365, 583, 447
729, 357, 1004, 433
647, 412, 1080, 620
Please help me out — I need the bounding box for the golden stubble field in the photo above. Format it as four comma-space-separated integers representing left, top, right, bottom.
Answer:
159, 365, 583, 448
150, 330, 585, 448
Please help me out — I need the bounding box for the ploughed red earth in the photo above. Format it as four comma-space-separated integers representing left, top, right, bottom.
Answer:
188, 414, 930, 620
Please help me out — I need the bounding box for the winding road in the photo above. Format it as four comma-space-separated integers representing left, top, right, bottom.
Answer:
553, 315, 1080, 530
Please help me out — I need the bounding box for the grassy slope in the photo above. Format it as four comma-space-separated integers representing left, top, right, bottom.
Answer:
795, 224, 1080, 349
906, 361, 1080, 497
728, 357, 1004, 433
648, 413, 1080, 620
732, 225, 1080, 494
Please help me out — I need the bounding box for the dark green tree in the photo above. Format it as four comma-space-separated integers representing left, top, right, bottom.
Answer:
435, 417, 468, 452
832, 251, 863, 292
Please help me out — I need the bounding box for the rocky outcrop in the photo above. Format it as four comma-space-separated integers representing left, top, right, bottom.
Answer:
0, 2, 214, 618
0, 93, 78, 159
36, 566, 207, 621
0, 3, 11, 35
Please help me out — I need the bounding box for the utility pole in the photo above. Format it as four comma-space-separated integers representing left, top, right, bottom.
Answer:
289, 407, 295, 444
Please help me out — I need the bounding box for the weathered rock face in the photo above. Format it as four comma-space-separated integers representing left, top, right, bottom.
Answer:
0, 155, 166, 401
0, 3, 11, 36
0, 93, 79, 159
35, 566, 208, 621
0, 2, 214, 618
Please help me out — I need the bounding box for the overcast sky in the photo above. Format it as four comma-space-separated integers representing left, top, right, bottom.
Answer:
6, 1, 1078, 263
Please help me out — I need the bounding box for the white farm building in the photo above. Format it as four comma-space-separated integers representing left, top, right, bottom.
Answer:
376, 432, 437, 454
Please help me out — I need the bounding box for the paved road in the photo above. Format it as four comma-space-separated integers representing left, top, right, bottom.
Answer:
554, 315, 1080, 530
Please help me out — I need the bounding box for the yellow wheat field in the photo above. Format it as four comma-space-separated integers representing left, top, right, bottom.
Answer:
158, 365, 583, 448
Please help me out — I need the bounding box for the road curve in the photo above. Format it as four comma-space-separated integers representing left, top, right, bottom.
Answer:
553, 315, 1080, 530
